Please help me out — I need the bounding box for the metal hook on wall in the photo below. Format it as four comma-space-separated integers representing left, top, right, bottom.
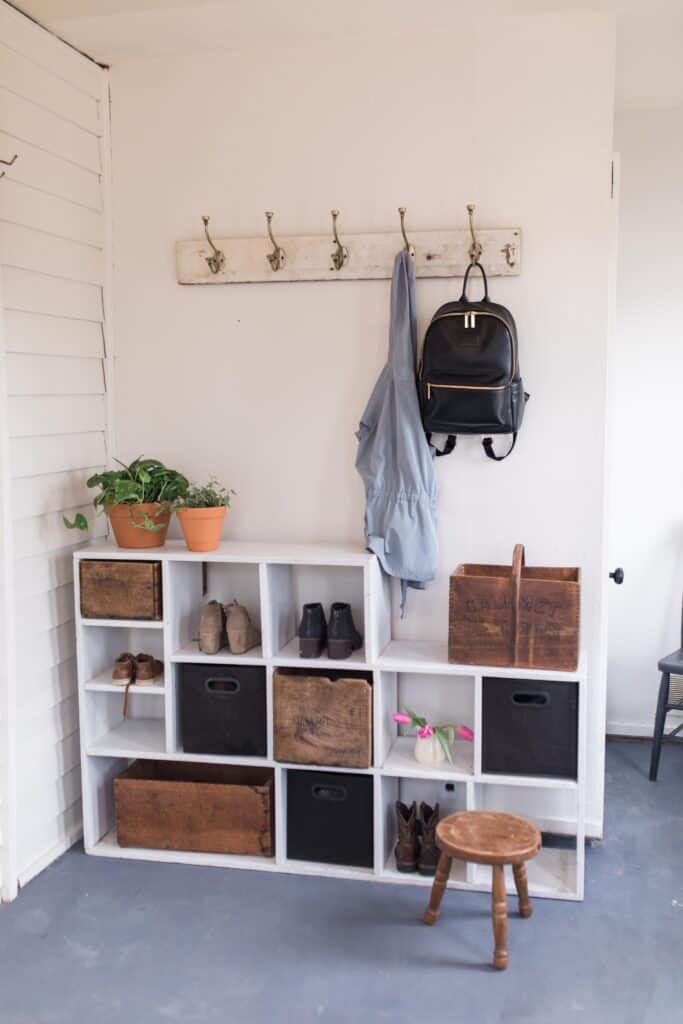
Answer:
467, 204, 483, 265
202, 216, 225, 275
0, 153, 18, 180
398, 207, 415, 258
330, 210, 349, 271
265, 211, 286, 271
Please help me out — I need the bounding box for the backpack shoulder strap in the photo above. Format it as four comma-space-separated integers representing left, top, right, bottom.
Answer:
426, 433, 457, 457
482, 434, 517, 461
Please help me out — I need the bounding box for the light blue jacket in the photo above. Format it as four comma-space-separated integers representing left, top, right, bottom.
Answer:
355, 251, 438, 612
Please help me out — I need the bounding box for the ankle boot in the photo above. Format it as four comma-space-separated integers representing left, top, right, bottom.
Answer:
418, 802, 440, 877
327, 602, 362, 660
199, 600, 227, 655
224, 601, 260, 655
297, 603, 327, 658
394, 801, 419, 873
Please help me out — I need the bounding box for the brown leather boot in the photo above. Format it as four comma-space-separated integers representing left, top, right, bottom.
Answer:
418, 802, 440, 876
224, 601, 260, 655
395, 801, 419, 873
199, 600, 227, 654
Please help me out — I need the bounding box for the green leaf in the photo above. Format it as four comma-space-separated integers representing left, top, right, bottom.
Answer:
63, 512, 89, 531
435, 728, 453, 764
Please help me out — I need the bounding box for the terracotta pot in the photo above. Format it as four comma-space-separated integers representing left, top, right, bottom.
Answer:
176, 506, 227, 552
106, 503, 171, 549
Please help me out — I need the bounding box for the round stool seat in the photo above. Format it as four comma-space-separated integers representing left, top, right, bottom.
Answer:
436, 811, 541, 866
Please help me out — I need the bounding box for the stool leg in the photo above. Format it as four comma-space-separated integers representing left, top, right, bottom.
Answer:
491, 864, 508, 970
649, 672, 670, 781
423, 852, 452, 925
513, 862, 532, 918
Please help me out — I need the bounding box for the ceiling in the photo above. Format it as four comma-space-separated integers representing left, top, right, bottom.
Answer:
11, 0, 683, 110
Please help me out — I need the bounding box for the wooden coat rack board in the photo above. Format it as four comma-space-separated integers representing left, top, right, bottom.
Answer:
176, 207, 522, 285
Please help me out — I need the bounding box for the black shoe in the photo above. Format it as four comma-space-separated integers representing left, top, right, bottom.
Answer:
297, 603, 327, 658
327, 603, 362, 660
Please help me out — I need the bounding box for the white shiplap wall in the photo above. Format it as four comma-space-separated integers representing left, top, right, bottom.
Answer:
0, 1, 109, 900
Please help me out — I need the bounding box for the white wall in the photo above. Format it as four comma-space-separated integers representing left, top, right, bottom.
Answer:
607, 107, 683, 736
110, 5, 615, 832
0, 0, 109, 899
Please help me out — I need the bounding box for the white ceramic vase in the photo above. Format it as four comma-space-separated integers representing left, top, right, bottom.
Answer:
414, 734, 446, 767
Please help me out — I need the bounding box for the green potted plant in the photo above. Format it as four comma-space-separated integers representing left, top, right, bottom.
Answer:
64, 457, 188, 549
175, 478, 234, 552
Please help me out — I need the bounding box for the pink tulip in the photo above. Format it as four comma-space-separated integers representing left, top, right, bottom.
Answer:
417, 724, 434, 739
393, 712, 411, 725
456, 725, 474, 742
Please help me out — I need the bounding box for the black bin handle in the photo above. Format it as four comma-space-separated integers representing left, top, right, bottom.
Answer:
205, 677, 240, 696
312, 784, 347, 803
512, 691, 549, 707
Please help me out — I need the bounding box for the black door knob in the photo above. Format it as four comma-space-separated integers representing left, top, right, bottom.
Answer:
609, 567, 624, 585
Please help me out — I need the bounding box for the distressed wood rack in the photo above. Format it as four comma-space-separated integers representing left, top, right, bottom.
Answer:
176, 205, 522, 285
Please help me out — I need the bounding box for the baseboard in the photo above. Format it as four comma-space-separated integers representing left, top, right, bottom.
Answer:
17, 825, 83, 891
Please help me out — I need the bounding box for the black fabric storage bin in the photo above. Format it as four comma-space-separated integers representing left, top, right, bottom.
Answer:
180, 664, 267, 757
482, 677, 578, 779
286, 770, 374, 868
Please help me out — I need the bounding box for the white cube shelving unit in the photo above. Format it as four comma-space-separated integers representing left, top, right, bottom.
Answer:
75, 540, 587, 901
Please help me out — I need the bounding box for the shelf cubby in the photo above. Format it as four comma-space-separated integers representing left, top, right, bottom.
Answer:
75, 540, 586, 900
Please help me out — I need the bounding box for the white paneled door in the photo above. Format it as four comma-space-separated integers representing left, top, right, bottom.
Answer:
0, 1, 109, 901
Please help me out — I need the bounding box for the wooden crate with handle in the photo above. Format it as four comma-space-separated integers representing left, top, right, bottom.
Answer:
449, 544, 580, 671
80, 559, 162, 620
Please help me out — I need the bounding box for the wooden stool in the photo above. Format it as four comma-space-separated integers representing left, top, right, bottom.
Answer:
423, 811, 541, 970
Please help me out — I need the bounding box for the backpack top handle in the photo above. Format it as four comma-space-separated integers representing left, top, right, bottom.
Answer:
460, 261, 489, 303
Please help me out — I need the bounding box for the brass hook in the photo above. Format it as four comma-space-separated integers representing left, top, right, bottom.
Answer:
330, 210, 349, 271
398, 207, 415, 258
0, 153, 18, 180
202, 216, 225, 275
467, 204, 482, 265
265, 211, 286, 271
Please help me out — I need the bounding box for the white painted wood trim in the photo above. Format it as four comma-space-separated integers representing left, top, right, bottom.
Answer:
176, 227, 521, 285
99, 77, 115, 492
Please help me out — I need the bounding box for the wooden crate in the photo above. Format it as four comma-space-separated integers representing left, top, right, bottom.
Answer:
115, 761, 274, 856
274, 671, 372, 769
449, 544, 580, 671
80, 559, 162, 620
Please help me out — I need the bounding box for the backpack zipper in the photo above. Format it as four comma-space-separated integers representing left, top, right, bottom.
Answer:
430, 310, 517, 376
426, 382, 506, 400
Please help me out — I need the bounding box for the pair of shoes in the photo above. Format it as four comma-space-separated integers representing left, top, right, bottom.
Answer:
199, 600, 260, 655
297, 602, 362, 660
395, 801, 440, 876
112, 652, 162, 686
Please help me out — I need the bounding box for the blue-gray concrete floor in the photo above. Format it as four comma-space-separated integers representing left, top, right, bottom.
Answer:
1, 738, 681, 1024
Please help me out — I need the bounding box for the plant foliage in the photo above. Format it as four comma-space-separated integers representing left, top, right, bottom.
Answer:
176, 478, 234, 509
64, 457, 189, 532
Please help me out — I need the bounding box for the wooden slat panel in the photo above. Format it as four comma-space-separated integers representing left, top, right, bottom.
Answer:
0, 130, 101, 210
15, 583, 74, 638
17, 694, 79, 746
17, 657, 77, 708
21, 621, 76, 674
0, 5, 102, 100
13, 506, 106, 559
0, 221, 103, 286
0, 178, 104, 247
17, 800, 82, 877
3, 310, 103, 359
15, 549, 76, 598
17, 766, 81, 825
11, 431, 106, 477
1, 267, 102, 321
17, 731, 80, 791
8, 395, 106, 438
12, 468, 100, 517
6, 354, 104, 396
0, 40, 100, 135
0, 88, 100, 173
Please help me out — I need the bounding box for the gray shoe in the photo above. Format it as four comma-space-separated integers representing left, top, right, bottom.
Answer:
224, 601, 260, 655
199, 600, 227, 654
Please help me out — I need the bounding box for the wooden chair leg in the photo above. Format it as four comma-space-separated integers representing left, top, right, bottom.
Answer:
513, 862, 532, 918
649, 672, 670, 781
491, 864, 508, 970
423, 852, 452, 925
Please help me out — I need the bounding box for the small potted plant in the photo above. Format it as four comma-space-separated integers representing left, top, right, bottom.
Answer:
64, 457, 188, 549
393, 708, 474, 768
175, 478, 234, 552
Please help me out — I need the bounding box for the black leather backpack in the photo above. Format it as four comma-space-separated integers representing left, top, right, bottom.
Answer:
419, 263, 528, 460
